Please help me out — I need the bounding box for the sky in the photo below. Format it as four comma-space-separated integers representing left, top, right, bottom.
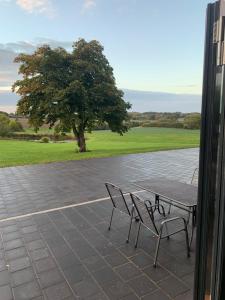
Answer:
0, 0, 210, 113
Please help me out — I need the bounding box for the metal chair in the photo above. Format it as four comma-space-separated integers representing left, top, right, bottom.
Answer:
105, 182, 135, 242
130, 193, 190, 267
191, 168, 199, 186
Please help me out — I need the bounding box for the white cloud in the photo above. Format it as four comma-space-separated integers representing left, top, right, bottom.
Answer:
0, 39, 73, 105
0, 0, 56, 17
0, 105, 16, 113
0, 86, 12, 92
82, 0, 96, 11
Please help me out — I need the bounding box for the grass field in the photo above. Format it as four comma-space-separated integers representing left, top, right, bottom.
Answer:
0, 127, 200, 168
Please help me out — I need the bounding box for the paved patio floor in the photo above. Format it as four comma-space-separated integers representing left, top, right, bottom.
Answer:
0, 148, 199, 300
0, 148, 199, 220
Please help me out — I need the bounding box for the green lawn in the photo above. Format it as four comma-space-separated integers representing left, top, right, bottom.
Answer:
0, 128, 200, 168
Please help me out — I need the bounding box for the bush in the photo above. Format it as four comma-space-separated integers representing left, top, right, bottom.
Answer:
142, 120, 183, 129
183, 114, 201, 129
40, 136, 50, 143
9, 120, 24, 132
0, 113, 11, 136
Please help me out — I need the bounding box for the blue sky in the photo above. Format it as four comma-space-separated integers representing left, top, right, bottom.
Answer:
0, 0, 210, 112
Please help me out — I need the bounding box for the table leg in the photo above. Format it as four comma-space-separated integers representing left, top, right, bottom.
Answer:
155, 194, 164, 215
189, 205, 197, 248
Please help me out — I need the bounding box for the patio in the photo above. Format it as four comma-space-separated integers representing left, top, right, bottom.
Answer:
0, 148, 199, 299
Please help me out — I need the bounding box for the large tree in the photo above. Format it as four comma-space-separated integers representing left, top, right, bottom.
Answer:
13, 39, 131, 152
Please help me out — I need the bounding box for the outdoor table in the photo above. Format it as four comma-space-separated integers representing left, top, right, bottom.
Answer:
133, 177, 198, 246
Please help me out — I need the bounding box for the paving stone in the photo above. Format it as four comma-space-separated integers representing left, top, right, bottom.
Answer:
104, 251, 128, 267
57, 253, 81, 270
27, 240, 45, 251
30, 248, 49, 261
63, 264, 88, 285
143, 265, 170, 282
23, 232, 42, 243
142, 289, 171, 300
72, 275, 101, 298
13, 281, 42, 300
3, 232, 21, 242
93, 266, 119, 285
5, 239, 23, 251
127, 274, 157, 297
48, 244, 73, 259
38, 268, 64, 288
84, 292, 108, 300
163, 259, 194, 278
130, 251, 153, 269
0, 285, 13, 300
44, 282, 72, 300
73, 242, 97, 260
34, 257, 57, 274
2, 225, 18, 234
0, 270, 10, 287
21, 225, 38, 234
83, 255, 107, 273
5, 247, 27, 261
11, 268, 35, 287
0, 259, 7, 272
121, 293, 139, 300
119, 244, 141, 258
102, 280, 133, 299
115, 262, 141, 281
9, 257, 31, 272
181, 273, 194, 287
174, 289, 193, 299
158, 275, 190, 298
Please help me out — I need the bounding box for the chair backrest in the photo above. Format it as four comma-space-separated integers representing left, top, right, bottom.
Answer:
191, 168, 199, 186
105, 182, 131, 215
130, 193, 159, 235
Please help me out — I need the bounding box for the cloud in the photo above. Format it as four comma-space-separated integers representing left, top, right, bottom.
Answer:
123, 89, 201, 113
0, 106, 17, 113
0, 38, 73, 54
16, 0, 55, 17
0, 38, 73, 99
82, 0, 96, 11
0, 0, 56, 17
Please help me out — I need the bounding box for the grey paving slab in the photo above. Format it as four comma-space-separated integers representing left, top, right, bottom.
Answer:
0, 148, 198, 219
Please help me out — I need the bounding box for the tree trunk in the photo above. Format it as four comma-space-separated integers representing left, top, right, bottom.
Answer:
72, 126, 87, 152
77, 131, 86, 152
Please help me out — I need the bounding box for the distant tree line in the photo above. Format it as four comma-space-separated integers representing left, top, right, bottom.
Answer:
0, 111, 201, 139
128, 112, 201, 130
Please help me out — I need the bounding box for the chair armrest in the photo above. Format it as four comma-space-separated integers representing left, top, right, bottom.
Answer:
161, 216, 187, 226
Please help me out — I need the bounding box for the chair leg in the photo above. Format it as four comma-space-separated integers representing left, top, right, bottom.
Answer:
154, 231, 162, 267
186, 210, 191, 225
168, 201, 172, 215
184, 224, 190, 257
108, 207, 115, 231
127, 207, 134, 243
165, 223, 170, 240
135, 222, 142, 248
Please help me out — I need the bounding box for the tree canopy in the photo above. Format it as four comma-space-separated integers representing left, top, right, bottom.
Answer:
13, 39, 131, 152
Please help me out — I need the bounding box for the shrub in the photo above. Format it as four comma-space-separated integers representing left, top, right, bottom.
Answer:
183, 114, 201, 129
40, 136, 50, 143
0, 113, 11, 136
9, 120, 24, 132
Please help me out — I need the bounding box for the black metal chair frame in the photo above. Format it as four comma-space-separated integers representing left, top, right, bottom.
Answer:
191, 167, 199, 185
129, 193, 190, 267
105, 182, 135, 242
